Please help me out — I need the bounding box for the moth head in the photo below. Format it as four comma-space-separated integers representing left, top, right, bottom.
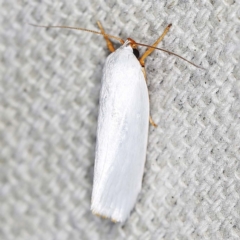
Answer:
127, 38, 140, 59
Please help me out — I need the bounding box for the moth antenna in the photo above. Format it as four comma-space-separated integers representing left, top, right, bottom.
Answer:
29, 23, 124, 44
136, 42, 205, 70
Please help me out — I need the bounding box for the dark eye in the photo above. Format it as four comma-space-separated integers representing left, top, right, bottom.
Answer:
133, 48, 139, 59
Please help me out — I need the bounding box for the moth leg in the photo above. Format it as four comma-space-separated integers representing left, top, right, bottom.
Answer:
140, 25, 172, 127
150, 116, 157, 127
139, 24, 172, 66
142, 67, 157, 127
141, 68, 147, 82
97, 21, 115, 52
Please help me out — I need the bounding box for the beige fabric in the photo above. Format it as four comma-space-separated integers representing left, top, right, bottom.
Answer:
1, 1, 240, 239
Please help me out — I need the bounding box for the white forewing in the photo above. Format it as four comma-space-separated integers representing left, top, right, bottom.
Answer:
91, 42, 149, 222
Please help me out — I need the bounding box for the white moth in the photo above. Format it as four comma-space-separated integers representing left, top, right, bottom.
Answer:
91, 40, 149, 223
32, 22, 202, 223
90, 22, 173, 223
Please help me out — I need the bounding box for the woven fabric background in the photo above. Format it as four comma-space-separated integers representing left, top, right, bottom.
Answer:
1, 0, 240, 239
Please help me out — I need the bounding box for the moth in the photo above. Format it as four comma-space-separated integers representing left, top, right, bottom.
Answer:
31, 21, 202, 222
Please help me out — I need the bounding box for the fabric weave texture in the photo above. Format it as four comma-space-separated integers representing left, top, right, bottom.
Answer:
1, 1, 240, 239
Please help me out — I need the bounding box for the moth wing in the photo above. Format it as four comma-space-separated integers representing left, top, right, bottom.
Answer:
91, 45, 149, 222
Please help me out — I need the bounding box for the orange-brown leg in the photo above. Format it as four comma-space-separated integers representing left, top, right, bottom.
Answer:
139, 24, 172, 66
142, 66, 158, 127
139, 24, 172, 127
150, 116, 157, 127
97, 21, 115, 52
